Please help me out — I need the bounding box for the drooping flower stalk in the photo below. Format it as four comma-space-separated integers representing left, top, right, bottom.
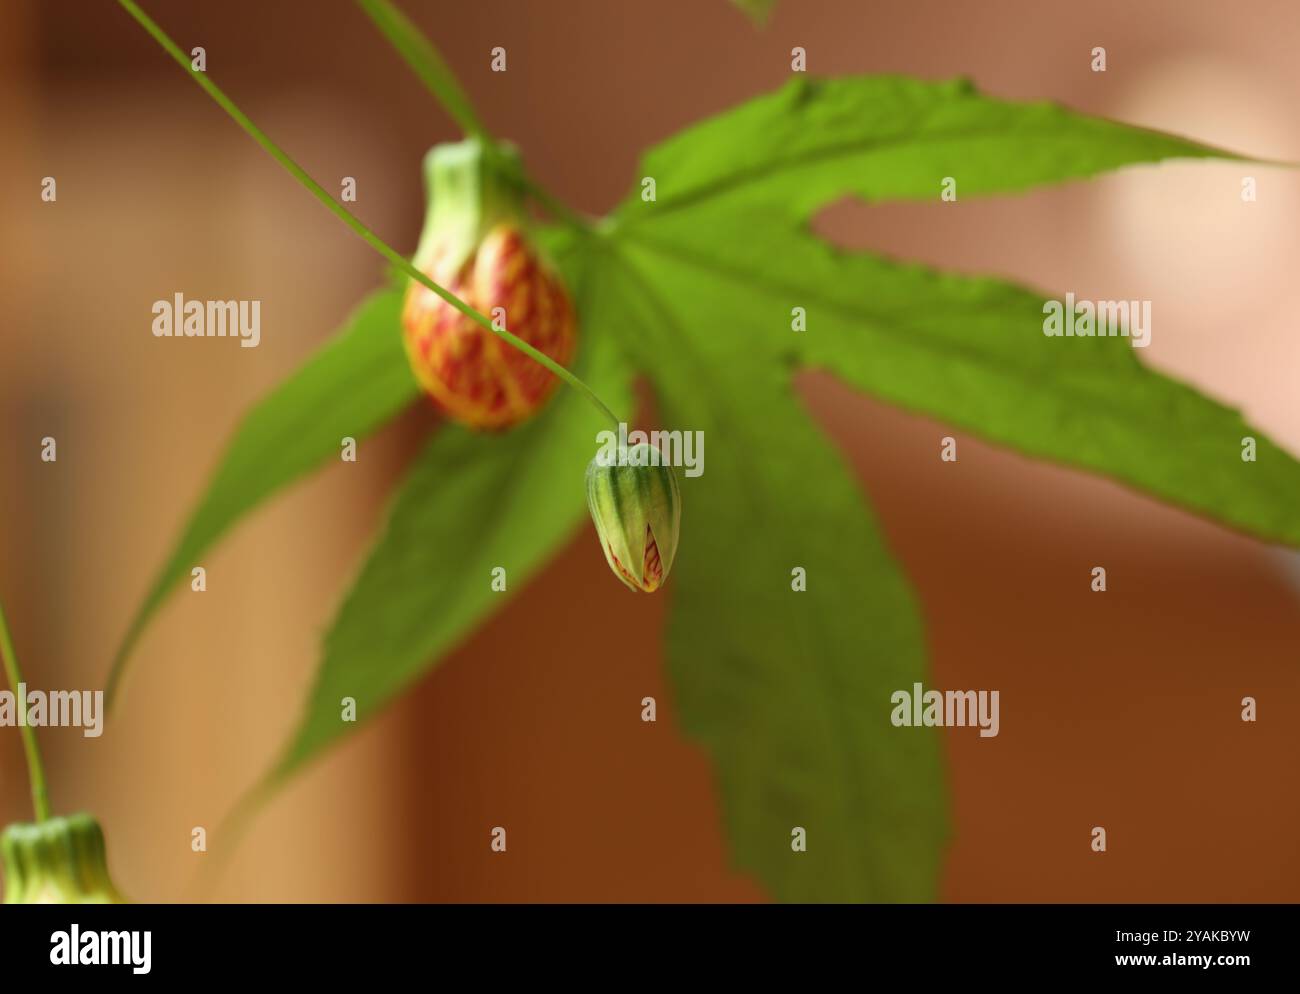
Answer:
0, 595, 128, 904
0, 594, 50, 823
354, 0, 598, 239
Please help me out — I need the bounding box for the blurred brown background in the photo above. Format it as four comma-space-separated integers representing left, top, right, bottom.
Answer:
2, 0, 1298, 902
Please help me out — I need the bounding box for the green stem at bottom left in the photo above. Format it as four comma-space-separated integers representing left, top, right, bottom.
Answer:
0, 594, 51, 822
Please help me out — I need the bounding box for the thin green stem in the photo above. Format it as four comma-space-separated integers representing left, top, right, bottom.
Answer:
514, 173, 596, 233
355, 0, 487, 139
117, 0, 621, 429
0, 595, 52, 822
352, 0, 593, 234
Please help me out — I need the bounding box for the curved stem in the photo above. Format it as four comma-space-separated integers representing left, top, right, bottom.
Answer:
117, 0, 622, 430
356, 0, 487, 140
515, 173, 595, 233
352, 0, 595, 236
0, 595, 52, 822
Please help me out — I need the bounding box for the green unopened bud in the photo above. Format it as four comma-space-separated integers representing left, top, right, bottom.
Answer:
585, 443, 681, 593
2, 813, 127, 904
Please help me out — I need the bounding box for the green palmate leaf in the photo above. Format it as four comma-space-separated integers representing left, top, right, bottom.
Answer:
604, 252, 945, 900
618, 75, 1241, 224
107, 288, 417, 705
621, 214, 1300, 546
612, 73, 1300, 547
270, 274, 632, 779
583, 74, 1293, 901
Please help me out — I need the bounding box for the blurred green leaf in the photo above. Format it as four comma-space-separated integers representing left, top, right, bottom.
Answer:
606, 251, 946, 900
619, 75, 1240, 224
107, 287, 417, 705
731, 0, 776, 24
271, 274, 632, 778
622, 212, 1300, 546
584, 74, 1290, 901
611, 74, 1300, 546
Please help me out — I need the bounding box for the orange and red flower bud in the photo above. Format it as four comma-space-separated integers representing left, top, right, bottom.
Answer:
401, 140, 575, 430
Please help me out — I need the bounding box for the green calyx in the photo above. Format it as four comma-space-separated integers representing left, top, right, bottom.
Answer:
413, 137, 529, 274
2, 813, 127, 904
585, 443, 682, 592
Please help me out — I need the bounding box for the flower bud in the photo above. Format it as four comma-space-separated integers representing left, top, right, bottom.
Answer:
2, 813, 126, 904
585, 443, 682, 592
402, 139, 576, 430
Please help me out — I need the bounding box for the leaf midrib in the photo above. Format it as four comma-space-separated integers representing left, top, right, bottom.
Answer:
626, 120, 1210, 223
604, 244, 875, 894
615, 227, 1241, 429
